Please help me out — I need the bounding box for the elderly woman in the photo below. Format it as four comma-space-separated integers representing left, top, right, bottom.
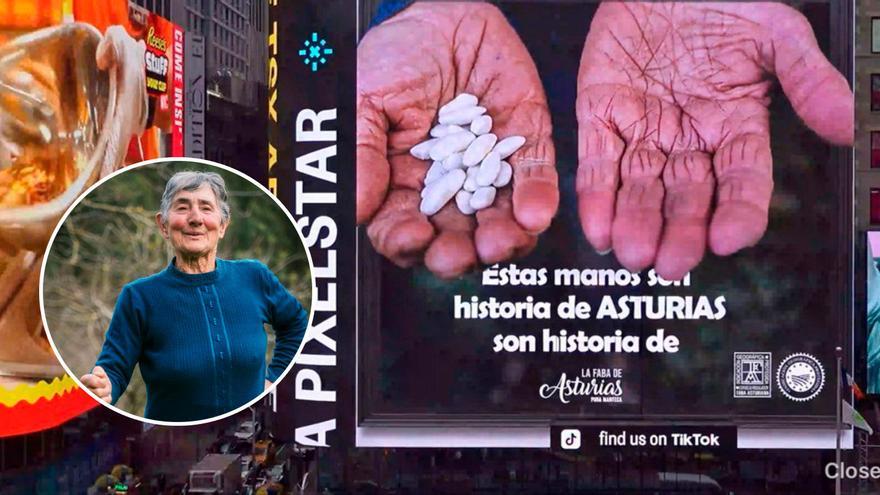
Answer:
80, 171, 309, 421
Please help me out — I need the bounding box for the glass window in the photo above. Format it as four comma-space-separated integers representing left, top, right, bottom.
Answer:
872, 132, 880, 169
873, 74, 880, 111
872, 188, 880, 224
874, 18, 880, 53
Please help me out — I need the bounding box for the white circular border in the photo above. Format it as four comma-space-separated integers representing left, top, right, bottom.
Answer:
38, 157, 317, 427
776, 352, 826, 402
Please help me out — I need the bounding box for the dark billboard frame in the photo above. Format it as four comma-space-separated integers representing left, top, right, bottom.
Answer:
355, 0, 854, 438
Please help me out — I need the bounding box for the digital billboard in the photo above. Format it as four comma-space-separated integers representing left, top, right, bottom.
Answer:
0, 0, 871, 492
0, 3, 187, 437
867, 232, 880, 395
354, 0, 854, 448
127, 4, 185, 160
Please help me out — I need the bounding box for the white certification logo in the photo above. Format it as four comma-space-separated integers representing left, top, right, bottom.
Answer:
777, 353, 825, 402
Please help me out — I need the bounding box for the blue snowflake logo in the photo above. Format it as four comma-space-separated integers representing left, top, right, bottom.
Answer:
298, 32, 333, 72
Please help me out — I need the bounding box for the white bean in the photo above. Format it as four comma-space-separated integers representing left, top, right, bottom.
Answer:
469, 186, 497, 210
414, 95, 517, 216
420, 169, 466, 216
493, 161, 513, 188
424, 161, 445, 185
463, 133, 497, 167
442, 152, 465, 171
463, 166, 479, 192
438, 106, 486, 126
455, 190, 476, 215
430, 124, 464, 138
438, 93, 478, 115
493, 135, 526, 159
470, 115, 492, 135
476, 151, 501, 187
429, 130, 476, 161
410, 138, 439, 160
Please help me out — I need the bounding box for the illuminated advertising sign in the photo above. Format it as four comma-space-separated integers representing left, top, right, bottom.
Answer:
128, 5, 185, 159
353, 0, 854, 449
867, 232, 880, 395
0, 4, 187, 437
268, 0, 354, 448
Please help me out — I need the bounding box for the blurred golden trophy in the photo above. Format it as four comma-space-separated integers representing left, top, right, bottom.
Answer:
0, 23, 114, 387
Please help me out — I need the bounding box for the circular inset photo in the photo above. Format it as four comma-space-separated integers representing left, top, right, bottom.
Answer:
40, 158, 313, 424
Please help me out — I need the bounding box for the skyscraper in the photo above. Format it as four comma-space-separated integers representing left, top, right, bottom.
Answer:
859, 0, 880, 227
130, 0, 172, 19
180, 0, 266, 107
131, 0, 266, 106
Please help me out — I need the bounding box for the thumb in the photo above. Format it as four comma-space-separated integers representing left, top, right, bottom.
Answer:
79, 373, 95, 387
356, 96, 391, 224
770, 11, 853, 146
83, 368, 113, 402
80, 372, 107, 392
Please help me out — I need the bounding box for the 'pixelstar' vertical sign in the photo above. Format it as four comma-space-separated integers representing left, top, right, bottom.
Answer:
267, 0, 355, 448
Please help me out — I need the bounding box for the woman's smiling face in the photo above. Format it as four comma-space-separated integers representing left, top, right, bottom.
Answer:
159, 184, 228, 258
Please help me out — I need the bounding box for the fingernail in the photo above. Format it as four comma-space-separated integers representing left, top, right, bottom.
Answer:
595, 248, 613, 256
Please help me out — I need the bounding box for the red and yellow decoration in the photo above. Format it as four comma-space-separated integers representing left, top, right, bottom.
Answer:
0, 376, 97, 437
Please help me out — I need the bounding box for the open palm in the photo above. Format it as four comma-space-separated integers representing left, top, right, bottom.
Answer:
576, 2, 853, 279
358, 2, 558, 278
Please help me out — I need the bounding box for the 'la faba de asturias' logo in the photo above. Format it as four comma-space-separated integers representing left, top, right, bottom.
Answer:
539, 368, 623, 404
777, 353, 825, 402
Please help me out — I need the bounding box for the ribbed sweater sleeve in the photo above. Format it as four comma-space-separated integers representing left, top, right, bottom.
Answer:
261, 264, 309, 382
95, 285, 144, 405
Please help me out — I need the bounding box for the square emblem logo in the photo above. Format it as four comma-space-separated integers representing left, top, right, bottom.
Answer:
734, 352, 772, 398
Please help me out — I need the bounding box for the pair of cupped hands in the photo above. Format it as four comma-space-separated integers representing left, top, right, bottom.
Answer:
357, 1, 853, 280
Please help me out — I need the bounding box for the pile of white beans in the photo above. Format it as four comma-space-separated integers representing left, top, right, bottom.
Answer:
410, 93, 525, 216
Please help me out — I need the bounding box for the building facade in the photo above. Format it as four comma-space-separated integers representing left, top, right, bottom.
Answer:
858, 0, 880, 227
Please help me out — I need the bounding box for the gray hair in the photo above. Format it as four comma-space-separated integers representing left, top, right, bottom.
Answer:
158, 171, 231, 224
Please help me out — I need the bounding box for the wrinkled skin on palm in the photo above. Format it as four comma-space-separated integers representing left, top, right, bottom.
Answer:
576, 2, 853, 279
357, 2, 559, 279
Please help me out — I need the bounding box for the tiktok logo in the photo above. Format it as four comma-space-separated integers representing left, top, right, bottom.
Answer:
561, 429, 581, 450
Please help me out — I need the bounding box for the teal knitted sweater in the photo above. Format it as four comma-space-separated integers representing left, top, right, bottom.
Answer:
95, 258, 308, 421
